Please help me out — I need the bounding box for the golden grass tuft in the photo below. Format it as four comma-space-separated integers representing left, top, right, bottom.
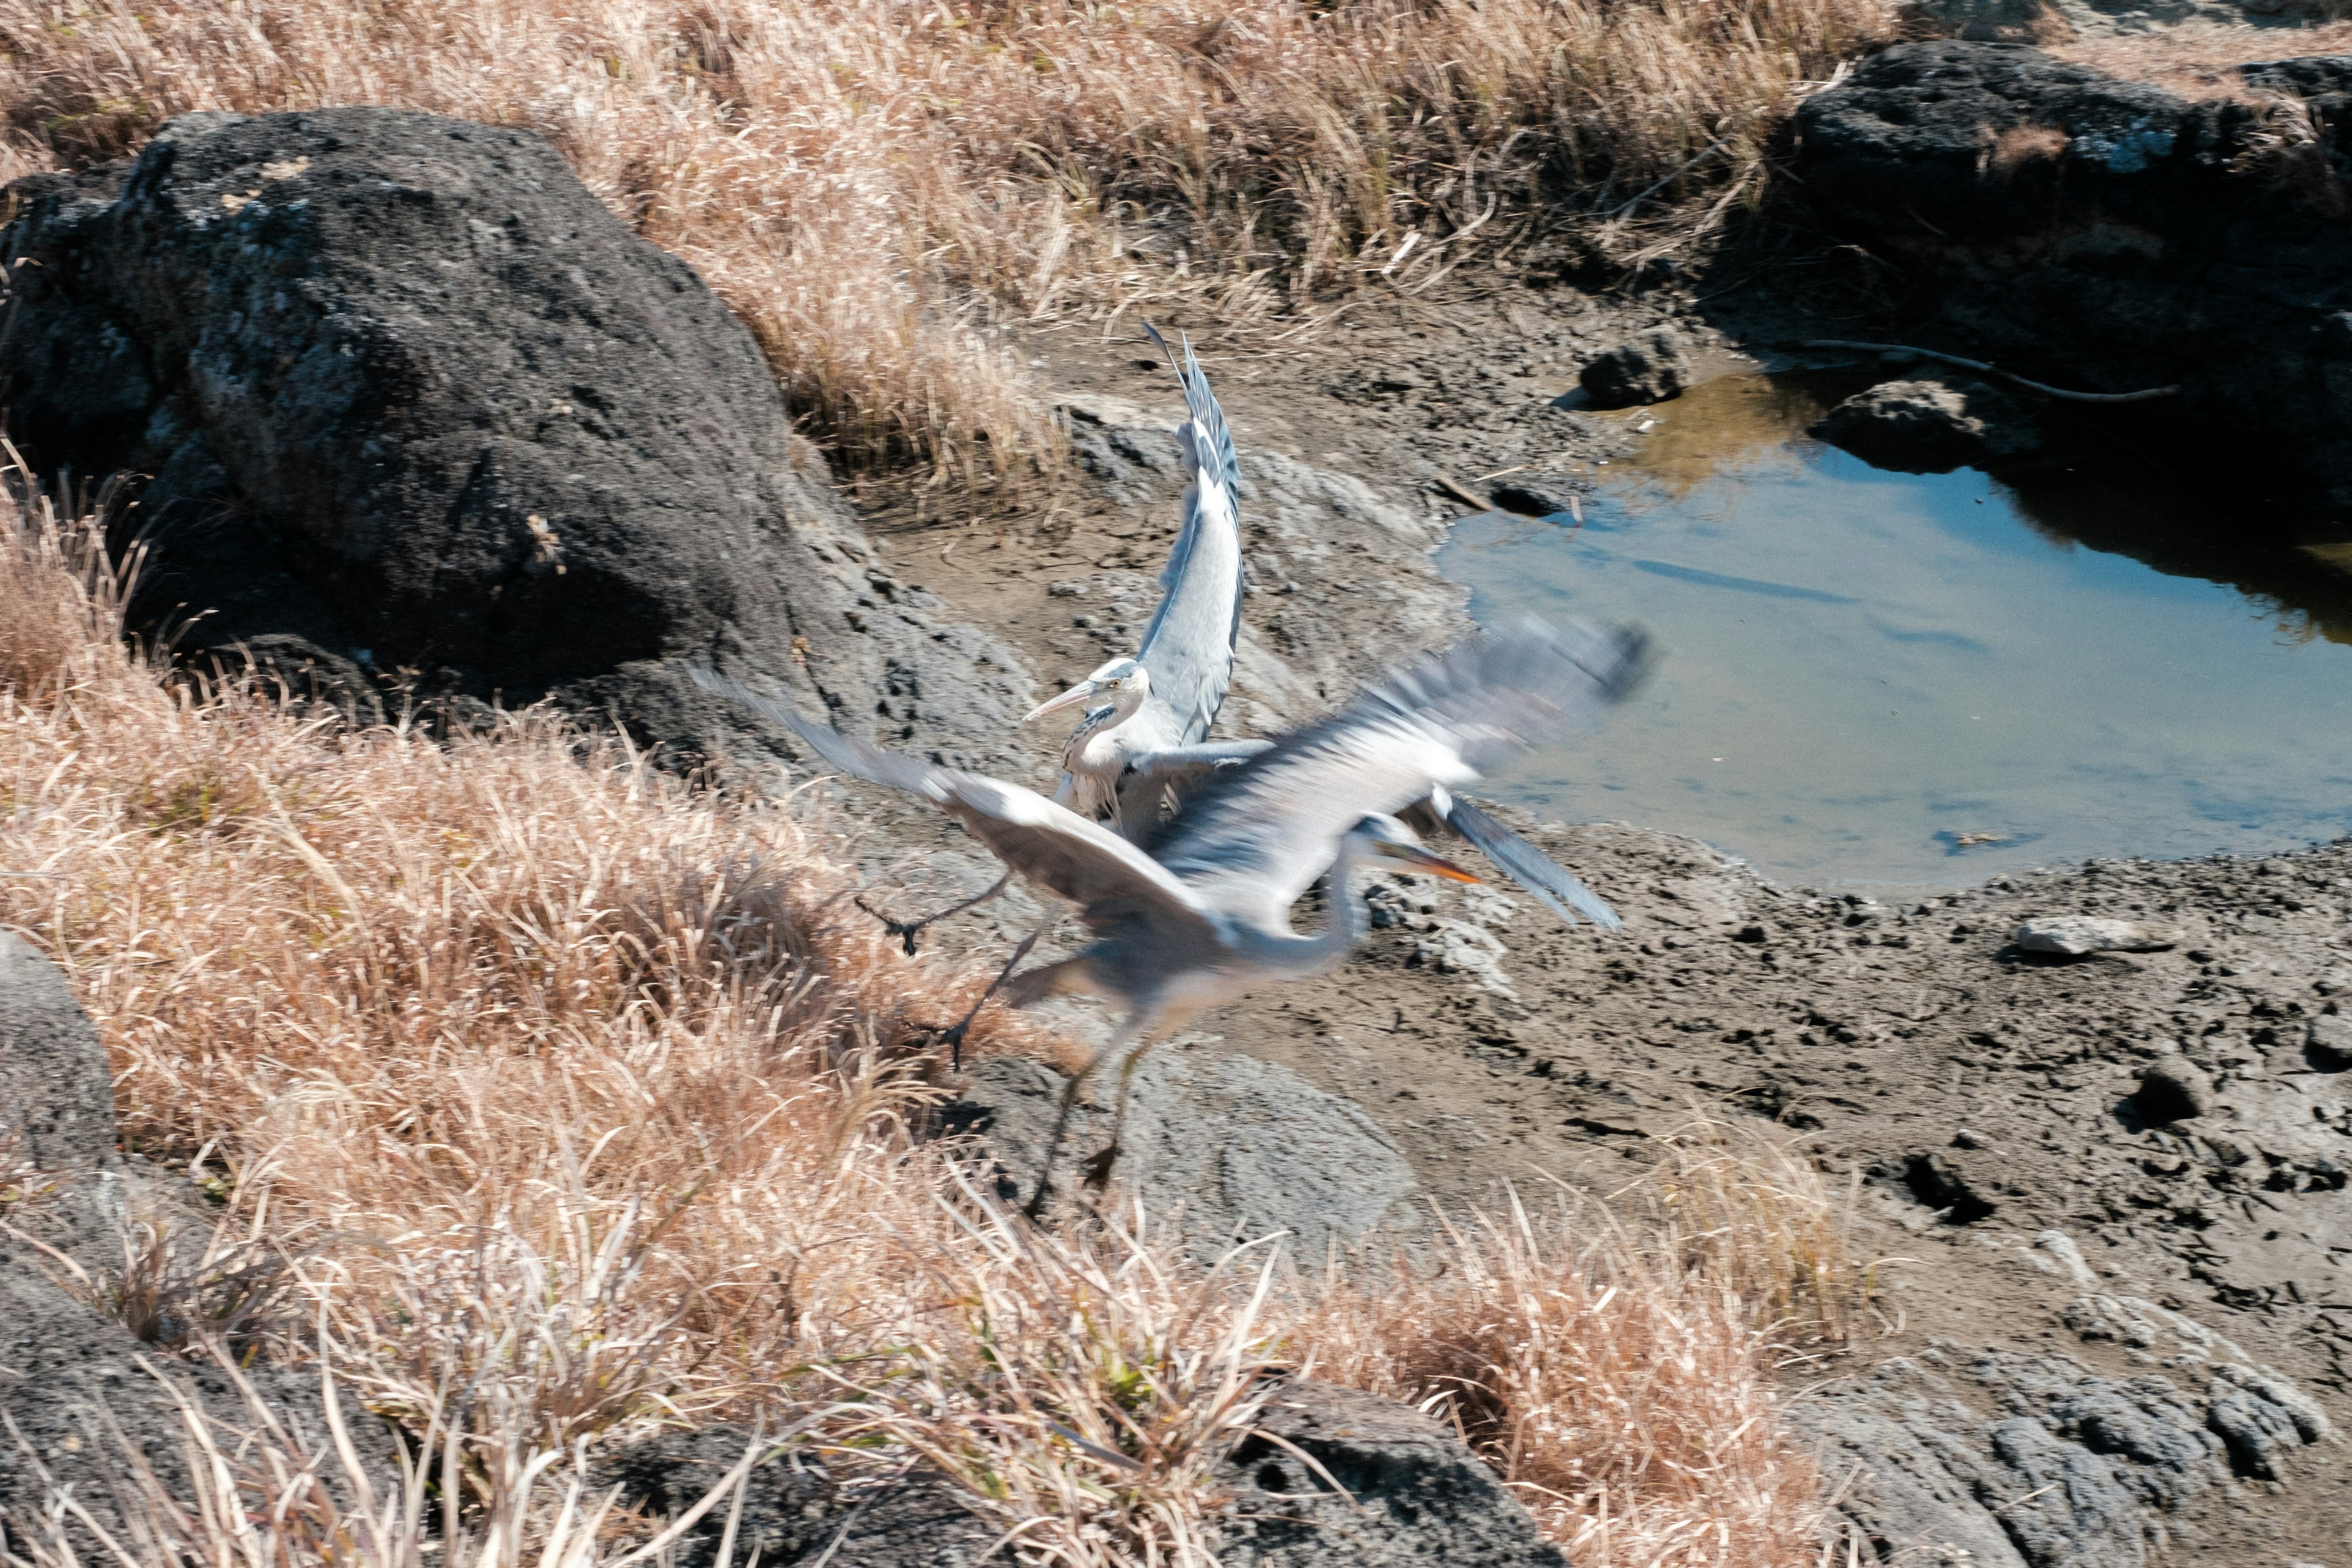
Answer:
0, 0, 1894, 474
1, 481, 1856, 1564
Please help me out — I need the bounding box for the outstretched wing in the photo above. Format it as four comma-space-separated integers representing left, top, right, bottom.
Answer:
1438, 791, 1620, 930
689, 668, 1218, 947
1131, 323, 1245, 750
1145, 621, 1652, 929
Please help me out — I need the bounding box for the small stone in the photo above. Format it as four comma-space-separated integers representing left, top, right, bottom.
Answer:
2135, 1054, 2214, 1123
2307, 1014, 2352, 1069
1952, 1126, 1991, 1149
2012, 916, 2176, 956
1579, 326, 1692, 408
1047, 579, 1088, 598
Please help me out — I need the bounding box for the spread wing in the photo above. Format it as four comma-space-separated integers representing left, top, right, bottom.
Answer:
1438, 792, 1621, 930
1132, 323, 1245, 749
689, 668, 1219, 948
1144, 621, 1652, 929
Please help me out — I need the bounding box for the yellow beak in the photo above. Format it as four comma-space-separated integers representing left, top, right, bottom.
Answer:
1023, 681, 1100, 723
1375, 841, 1482, 883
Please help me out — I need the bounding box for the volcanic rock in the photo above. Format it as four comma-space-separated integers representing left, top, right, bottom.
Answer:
1794, 41, 2352, 513
0, 108, 1023, 760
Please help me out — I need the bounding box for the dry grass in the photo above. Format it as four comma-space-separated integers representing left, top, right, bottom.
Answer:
1297, 1116, 1861, 1567
1, 480, 1858, 1564
0, 0, 1893, 475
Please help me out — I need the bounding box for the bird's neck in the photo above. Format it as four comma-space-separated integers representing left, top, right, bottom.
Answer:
1291, 832, 1372, 976
1066, 686, 1150, 766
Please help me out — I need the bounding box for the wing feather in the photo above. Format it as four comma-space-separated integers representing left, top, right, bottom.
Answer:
1146, 621, 1651, 927
1441, 795, 1621, 930
689, 668, 1219, 946
1132, 323, 1245, 748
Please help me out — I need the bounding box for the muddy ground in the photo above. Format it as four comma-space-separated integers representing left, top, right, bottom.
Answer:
782, 274, 2352, 1561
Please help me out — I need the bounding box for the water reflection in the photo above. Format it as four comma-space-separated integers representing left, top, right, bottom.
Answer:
1442, 371, 2352, 888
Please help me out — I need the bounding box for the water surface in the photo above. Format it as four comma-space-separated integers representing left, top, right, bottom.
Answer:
1441, 372, 2352, 888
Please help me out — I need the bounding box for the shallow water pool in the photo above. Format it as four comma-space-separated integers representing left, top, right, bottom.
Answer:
1440, 371, 2352, 889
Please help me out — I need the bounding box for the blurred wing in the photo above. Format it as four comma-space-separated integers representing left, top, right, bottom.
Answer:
690, 668, 1218, 945
1442, 795, 1620, 930
1111, 740, 1273, 841
1147, 620, 1652, 927
1133, 323, 1245, 748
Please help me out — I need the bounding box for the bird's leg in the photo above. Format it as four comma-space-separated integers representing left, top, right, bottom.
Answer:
1080, 1038, 1163, 1191
857, 870, 1014, 957
930, 916, 1052, 1072
1026, 1012, 1152, 1218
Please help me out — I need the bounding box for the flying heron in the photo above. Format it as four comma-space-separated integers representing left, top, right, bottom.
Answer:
690, 617, 1649, 1205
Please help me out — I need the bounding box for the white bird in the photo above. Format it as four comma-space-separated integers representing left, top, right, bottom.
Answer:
691, 617, 1649, 1204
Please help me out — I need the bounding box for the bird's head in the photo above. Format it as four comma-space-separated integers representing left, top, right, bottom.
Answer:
1023, 657, 1151, 725
1351, 814, 1481, 883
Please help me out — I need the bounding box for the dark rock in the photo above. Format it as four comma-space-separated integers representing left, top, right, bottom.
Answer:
1792, 1339, 2329, 1567
946, 1052, 1420, 1259
1902, 1150, 1999, 1222
0, 932, 115, 1170
2305, 1013, 2352, 1069
1217, 1380, 1566, 1566
0, 933, 393, 1543
589, 1429, 1007, 1567
1811, 378, 2045, 472
2134, 1054, 2213, 1123
1793, 41, 2352, 513
1578, 326, 1691, 408
0, 108, 1024, 760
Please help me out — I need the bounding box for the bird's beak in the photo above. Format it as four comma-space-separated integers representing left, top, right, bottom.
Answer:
1374, 840, 1482, 883
1023, 681, 1099, 723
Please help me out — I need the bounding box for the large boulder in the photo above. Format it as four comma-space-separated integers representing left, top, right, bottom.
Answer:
1793, 42, 2352, 513
0, 109, 1025, 759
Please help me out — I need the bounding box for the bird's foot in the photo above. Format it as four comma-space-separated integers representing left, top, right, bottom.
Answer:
913, 1017, 973, 1074
1080, 1142, 1123, 1191
854, 894, 930, 957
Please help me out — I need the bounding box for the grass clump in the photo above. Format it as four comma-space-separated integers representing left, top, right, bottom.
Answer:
0, 0, 1895, 475
1, 481, 1858, 1565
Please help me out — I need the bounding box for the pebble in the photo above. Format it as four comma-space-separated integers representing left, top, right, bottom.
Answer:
2307, 1015, 2352, 1069
2013, 916, 2176, 956
2135, 1054, 2214, 1123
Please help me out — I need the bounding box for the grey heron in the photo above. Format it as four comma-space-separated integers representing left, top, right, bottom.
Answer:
691, 617, 1649, 1204
856, 321, 1246, 957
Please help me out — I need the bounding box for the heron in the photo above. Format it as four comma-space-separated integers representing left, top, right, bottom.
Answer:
856, 321, 1246, 957
690, 617, 1649, 1206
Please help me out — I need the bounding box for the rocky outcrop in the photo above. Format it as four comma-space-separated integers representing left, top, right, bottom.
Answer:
0, 108, 1027, 760
1792, 41, 2352, 511
1796, 1335, 2334, 1566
